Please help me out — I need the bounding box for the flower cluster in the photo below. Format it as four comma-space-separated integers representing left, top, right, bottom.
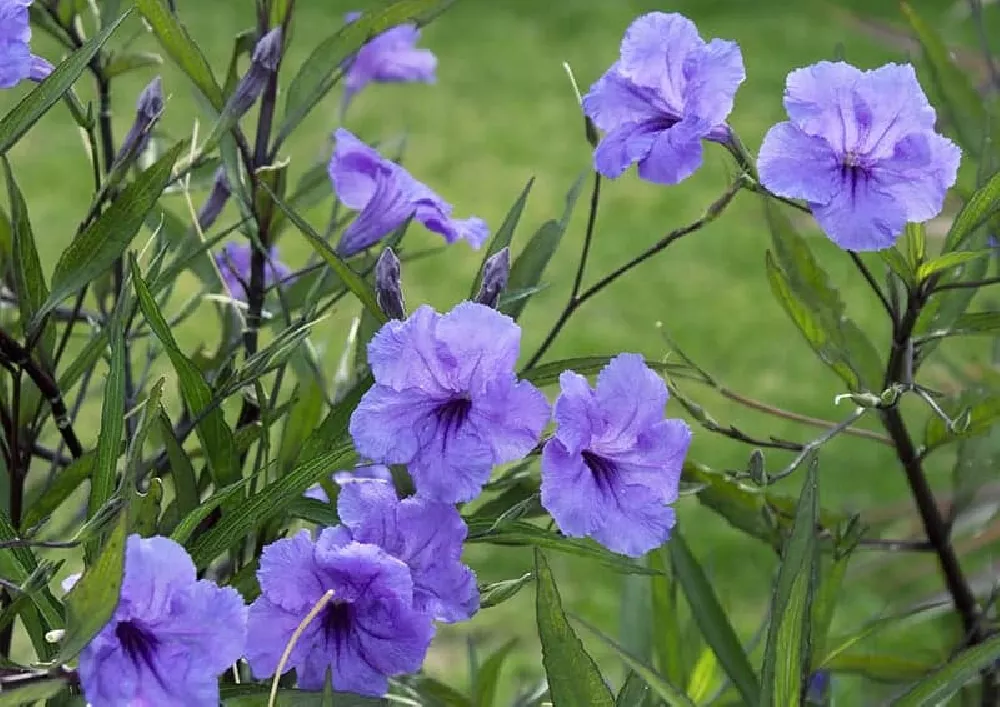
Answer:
0, 0, 52, 89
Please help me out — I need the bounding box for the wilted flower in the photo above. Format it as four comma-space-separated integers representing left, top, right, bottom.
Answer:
304, 463, 393, 502
197, 167, 232, 231
757, 61, 961, 251
0, 0, 51, 89
541, 354, 691, 557
113, 76, 164, 167
77, 535, 246, 706
582, 12, 745, 185
349, 302, 550, 503
245, 530, 433, 695
214, 242, 292, 302
328, 129, 489, 256
343, 11, 436, 106
334, 479, 478, 622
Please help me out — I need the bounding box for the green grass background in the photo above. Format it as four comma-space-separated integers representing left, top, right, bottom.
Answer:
4, 0, 1000, 702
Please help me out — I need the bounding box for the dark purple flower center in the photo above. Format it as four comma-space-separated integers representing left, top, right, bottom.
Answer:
434, 396, 473, 441
840, 151, 870, 201
582, 450, 619, 491
116, 620, 158, 667
322, 601, 355, 647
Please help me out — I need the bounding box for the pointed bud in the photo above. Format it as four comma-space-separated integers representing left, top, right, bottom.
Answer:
114, 76, 164, 166
475, 247, 510, 309
375, 247, 406, 320
226, 27, 283, 119
197, 167, 232, 231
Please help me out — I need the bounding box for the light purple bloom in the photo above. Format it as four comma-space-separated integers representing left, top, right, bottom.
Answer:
245, 530, 434, 696
329, 129, 489, 256
214, 242, 292, 302
0, 0, 52, 88
582, 12, 745, 185
350, 302, 550, 504
304, 463, 393, 502
77, 535, 246, 706
757, 61, 961, 251
343, 11, 436, 105
335, 479, 478, 622
540, 354, 691, 557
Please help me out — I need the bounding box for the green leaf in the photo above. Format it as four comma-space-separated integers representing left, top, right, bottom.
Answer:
0, 513, 63, 657
575, 616, 695, 707
764, 200, 882, 392
616, 672, 651, 707
920, 311, 1000, 339
944, 170, 1000, 252
534, 549, 615, 706
823, 650, 937, 682
760, 457, 819, 707
925, 387, 1000, 452
502, 173, 586, 321
132, 257, 239, 489
917, 250, 993, 281
134, 0, 223, 109
261, 182, 386, 325
472, 639, 517, 707
0, 678, 69, 705
157, 409, 200, 522
220, 684, 383, 706
33, 142, 184, 329
22, 453, 95, 531
58, 511, 127, 660
901, 222, 926, 272
880, 247, 916, 289
479, 573, 533, 610
125, 380, 166, 536
470, 177, 534, 298
669, 532, 760, 705
522, 356, 694, 387
467, 520, 659, 575
277, 0, 455, 145
893, 633, 1000, 706
88, 307, 126, 525
104, 51, 164, 79
0, 10, 130, 155
650, 548, 685, 687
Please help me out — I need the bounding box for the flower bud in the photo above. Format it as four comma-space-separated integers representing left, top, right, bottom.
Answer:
197, 167, 232, 231
114, 76, 164, 167
225, 27, 283, 120
474, 247, 510, 309
375, 247, 406, 320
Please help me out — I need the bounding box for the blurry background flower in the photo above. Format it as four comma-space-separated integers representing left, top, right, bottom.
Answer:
214, 242, 292, 302
0, 0, 52, 88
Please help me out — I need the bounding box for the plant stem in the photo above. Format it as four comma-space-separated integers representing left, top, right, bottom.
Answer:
848, 251, 896, 327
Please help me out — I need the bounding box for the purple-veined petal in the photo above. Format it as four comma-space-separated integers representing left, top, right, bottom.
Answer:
757, 122, 842, 204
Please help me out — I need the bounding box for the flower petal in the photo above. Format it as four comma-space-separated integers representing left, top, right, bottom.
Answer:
853, 63, 937, 158
876, 131, 961, 223
590, 486, 677, 557
594, 353, 668, 446
811, 173, 907, 251
435, 302, 522, 392
636, 118, 706, 185
245, 596, 316, 680
119, 535, 196, 618
784, 61, 864, 150
349, 385, 438, 465
593, 120, 661, 179
337, 164, 417, 256
540, 440, 608, 538
582, 64, 663, 132
472, 377, 550, 464
365, 305, 452, 393
256, 530, 325, 613
408, 418, 496, 503
757, 122, 842, 204
684, 38, 745, 126
618, 12, 701, 106
552, 370, 598, 455
329, 128, 385, 209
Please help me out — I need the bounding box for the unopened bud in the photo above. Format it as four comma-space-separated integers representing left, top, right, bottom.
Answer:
197, 167, 232, 231
834, 392, 882, 409
375, 247, 405, 320
475, 247, 510, 309
225, 27, 283, 120
114, 76, 164, 166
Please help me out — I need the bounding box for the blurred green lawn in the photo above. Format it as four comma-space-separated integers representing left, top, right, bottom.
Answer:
4, 0, 1000, 701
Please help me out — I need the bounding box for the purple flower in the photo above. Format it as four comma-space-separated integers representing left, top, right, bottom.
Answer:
343, 11, 436, 105
0, 0, 52, 88
757, 61, 961, 251
245, 530, 434, 695
335, 479, 478, 622
329, 129, 489, 256
304, 463, 393, 502
540, 354, 691, 557
77, 535, 246, 706
350, 302, 550, 503
582, 12, 744, 185
214, 242, 292, 302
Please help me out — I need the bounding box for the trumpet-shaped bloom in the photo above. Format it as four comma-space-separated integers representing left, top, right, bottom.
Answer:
349, 302, 550, 503
335, 479, 478, 622
0, 0, 52, 89
329, 129, 489, 256
541, 354, 691, 557
343, 11, 436, 104
245, 530, 433, 696
582, 12, 744, 185
77, 535, 247, 706
214, 242, 292, 302
757, 61, 961, 251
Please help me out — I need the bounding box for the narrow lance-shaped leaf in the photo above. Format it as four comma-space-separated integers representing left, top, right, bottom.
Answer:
893, 633, 1000, 706
87, 307, 127, 526
31, 142, 185, 331
760, 456, 820, 706
534, 549, 615, 706
0, 9, 131, 155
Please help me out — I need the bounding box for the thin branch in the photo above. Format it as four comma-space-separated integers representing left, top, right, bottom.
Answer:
932, 274, 1000, 293
849, 251, 897, 327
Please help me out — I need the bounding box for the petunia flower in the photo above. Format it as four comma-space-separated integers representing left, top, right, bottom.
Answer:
334, 479, 478, 622
245, 530, 434, 696
342, 11, 436, 107
582, 12, 745, 185
0, 0, 52, 88
540, 354, 691, 557
304, 463, 393, 502
77, 535, 247, 706
757, 61, 961, 251
349, 302, 550, 503
214, 242, 292, 302
328, 128, 489, 256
